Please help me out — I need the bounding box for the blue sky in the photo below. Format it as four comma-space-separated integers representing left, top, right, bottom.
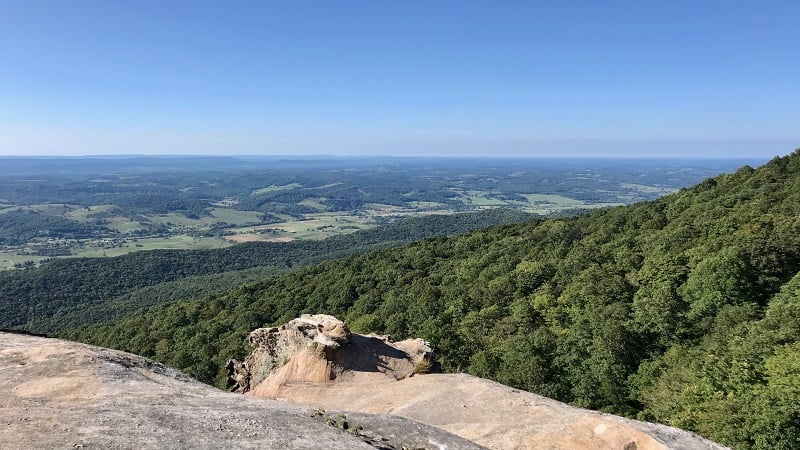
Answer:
1, 0, 798, 157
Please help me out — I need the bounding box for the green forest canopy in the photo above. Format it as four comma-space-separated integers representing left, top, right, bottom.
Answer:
1, 209, 530, 333
65, 151, 800, 449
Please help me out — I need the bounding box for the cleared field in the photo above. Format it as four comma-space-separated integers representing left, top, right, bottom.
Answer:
251, 183, 302, 195
30, 204, 79, 215
278, 213, 376, 240
69, 236, 232, 258
315, 182, 344, 189
229, 211, 375, 242
449, 190, 585, 210
273, 219, 325, 232
0, 252, 48, 270
462, 191, 508, 206
520, 194, 623, 215
64, 204, 117, 221
143, 208, 266, 228
206, 208, 264, 225
298, 198, 329, 211
407, 201, 446, 209
363, 203, 416, 217
106, 217, 145, 233
145, 213, 203, 227
62, 205, 145, 233
0, 203, 80, 215
226, 234, 294, 243
522, 194, 585, 206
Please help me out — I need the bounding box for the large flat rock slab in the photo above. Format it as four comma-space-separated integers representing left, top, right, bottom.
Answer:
0, 332, 482, 449
258, 373, 729, 450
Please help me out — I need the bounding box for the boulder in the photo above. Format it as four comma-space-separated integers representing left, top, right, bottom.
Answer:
226, 314, 437, 395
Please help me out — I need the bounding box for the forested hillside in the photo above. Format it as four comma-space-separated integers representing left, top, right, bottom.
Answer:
2, 209, 529, 333
65, 151, 800, 449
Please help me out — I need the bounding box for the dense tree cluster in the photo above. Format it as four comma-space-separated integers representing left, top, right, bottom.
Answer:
1, 209, 530, 332
0, 210, 105, 245
65, 151, 800, 449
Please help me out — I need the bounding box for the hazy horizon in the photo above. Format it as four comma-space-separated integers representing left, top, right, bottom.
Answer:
0, 153, 775, 166
0, 141, 794, 160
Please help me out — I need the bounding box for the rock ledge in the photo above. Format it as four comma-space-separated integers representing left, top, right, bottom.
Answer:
233, 315, 730, 450
227, 314, 437, 395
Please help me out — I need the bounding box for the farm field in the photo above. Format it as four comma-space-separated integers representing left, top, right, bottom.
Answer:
68, 236, 232, 257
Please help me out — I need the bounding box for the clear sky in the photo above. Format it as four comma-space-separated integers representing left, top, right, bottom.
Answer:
1, 0, 798, 158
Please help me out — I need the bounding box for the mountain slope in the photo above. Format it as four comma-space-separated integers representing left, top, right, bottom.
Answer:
66, 150, 800, 449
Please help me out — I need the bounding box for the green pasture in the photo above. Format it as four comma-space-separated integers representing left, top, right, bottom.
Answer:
522, 193, 584, 205
143, 208, 266, 229
1, 203, 80, 215
315, 182, 344, 189
69, 236, 232, 258
146, 213, 202, 227
298, 198, 329, 211
105, 217, 145, 233
0, 251, 47, 270
206, 208, 264, 225
362, 203, 416, 216
231, 211, 375, 241
65, 204, 118, 221
62, 205, 144, 233
251, 183, 302, 195
461, 191, 508, 206
407, 201, 445, 209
